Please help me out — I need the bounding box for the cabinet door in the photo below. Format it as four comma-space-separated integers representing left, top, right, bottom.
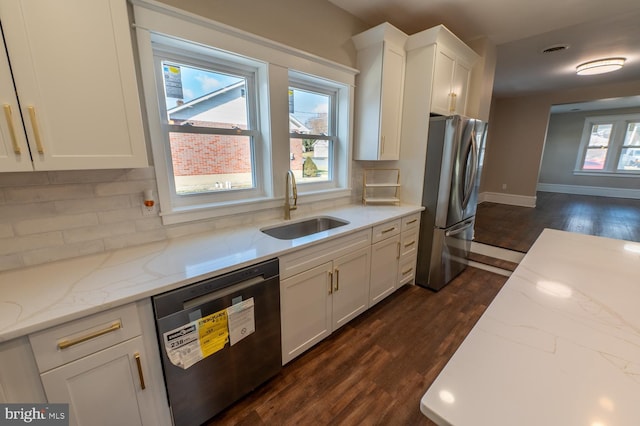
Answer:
431, 46, 456, 116
451, 60, 472, 116
332, 246, 371, 330
280, 262, 333, 364
0, 43, 31, 172
40, 337, 157, 426
378, 43, 405, 160
369, 234, 400, 306
0, 0, 147, 170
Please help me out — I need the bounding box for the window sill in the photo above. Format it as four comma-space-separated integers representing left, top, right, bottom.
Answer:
573, 170, 640, 178
159, 188, 353, 225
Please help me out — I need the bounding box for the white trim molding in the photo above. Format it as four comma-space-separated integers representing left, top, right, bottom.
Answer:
478, 191, 537, 207
537, 183, 640, 199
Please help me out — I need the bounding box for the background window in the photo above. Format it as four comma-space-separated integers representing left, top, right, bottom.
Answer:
617, 122, 640, 171
582, 123, 611, 170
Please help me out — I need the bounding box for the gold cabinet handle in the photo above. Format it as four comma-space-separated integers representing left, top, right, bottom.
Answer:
404, 240, 416, 248
134, 352, 146, 390
57, 321, 122, 349
402, 267, 413, 275
397, 242, 401, 259
449, 93, 457, 113
334, 269, 339, 292
328, 271, 333, 294
27, 106, 44, 154
381, 227, 396, 234
3, 105, 20, 154
406, 219, 417, 225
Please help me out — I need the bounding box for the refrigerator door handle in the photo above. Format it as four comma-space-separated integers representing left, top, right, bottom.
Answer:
461, 129, 479, 210
445, 219, 474, 237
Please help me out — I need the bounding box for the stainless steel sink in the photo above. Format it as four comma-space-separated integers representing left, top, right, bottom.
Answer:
261, 216, 349, 240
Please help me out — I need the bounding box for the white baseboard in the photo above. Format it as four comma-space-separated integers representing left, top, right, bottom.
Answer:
478, 191, 537, 207
468, 260, 513, 277
536, 183, 640, 199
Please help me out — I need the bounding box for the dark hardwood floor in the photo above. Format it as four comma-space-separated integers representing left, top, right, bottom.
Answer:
474, 191, 640, 252
205, 267, 507, 425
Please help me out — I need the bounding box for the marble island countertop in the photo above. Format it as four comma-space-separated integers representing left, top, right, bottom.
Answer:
420, 229, 640, 426
0, 204, 423, 343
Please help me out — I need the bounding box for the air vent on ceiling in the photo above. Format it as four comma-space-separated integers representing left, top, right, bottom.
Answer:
541, 44, 570, 54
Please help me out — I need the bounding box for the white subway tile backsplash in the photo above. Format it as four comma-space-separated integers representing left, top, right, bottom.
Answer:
104, 228, 167, 251
22, 240, 105, 267
14, 213, 99, 236
0, 231, 64, 256
1, 165, 350, 273
63, 222, 137, 244
5, 184, 94, 203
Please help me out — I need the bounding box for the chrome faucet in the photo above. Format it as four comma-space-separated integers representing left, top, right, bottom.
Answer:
284, 170, 297, 220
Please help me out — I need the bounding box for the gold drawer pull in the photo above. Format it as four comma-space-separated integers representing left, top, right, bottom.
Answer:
404, 240, 416, 248
27, 106, 44, 154
134, 352, 146, 390
57, 321, 122, 350
406, 219, 417, 225
3, 105, 20, 154
402, 268, 413, 275
381, 227, 396, 234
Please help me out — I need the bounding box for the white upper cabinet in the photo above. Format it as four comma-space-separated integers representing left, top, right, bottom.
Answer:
406, 25, 478, 117
0, 0, 148, 171
352, 23, 408, 161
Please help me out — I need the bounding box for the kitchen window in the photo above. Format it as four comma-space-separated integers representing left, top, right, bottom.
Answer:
289, 75, 336, 186
133, 4, 356, 224
576, 114, 640, 175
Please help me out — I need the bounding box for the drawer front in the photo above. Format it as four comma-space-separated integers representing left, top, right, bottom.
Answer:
29, 303, 142, 373
398, 255, 417, 286
401, 213, 420, 232
279, 229, 372, 280
400, 229, 419, 258
372, 219, 401, 244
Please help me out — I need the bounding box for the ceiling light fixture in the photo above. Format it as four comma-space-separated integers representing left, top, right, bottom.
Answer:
576, 58, 626, 76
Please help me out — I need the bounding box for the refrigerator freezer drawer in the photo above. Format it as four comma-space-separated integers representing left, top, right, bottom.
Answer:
418, 219, 474, 291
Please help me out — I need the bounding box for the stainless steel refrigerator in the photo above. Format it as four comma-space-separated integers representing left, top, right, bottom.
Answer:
416, 115, 487, 291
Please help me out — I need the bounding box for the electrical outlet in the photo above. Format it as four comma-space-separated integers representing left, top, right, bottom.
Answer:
501, 183, 507, 190
141, 204, 157, 216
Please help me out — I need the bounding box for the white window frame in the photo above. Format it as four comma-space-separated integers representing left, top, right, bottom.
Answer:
288, 71, 350, 194
153, 43, 265, 206
575, 113, 640, 177
133, 2, 356, 225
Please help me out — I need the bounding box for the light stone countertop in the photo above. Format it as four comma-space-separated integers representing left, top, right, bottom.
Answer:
0, 204, 423, 342
420, 228, 640, 425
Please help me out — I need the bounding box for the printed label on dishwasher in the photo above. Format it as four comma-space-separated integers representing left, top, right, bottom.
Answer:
227, 297, 255, 346
163, 308, 229, 369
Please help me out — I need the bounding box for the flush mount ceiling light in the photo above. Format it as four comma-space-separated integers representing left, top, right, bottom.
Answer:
576, 58, 626, 75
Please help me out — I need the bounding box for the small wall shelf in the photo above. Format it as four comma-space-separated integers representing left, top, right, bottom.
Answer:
363, 168, 401, 205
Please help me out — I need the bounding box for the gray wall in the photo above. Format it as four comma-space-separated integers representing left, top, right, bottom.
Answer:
539, 106, 640, 189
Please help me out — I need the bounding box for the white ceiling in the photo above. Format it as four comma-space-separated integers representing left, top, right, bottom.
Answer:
329, 0, 640, 101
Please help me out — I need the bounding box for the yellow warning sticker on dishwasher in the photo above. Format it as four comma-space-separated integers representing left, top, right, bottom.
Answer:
162, 308, 229, 369
198, 310, 229, 357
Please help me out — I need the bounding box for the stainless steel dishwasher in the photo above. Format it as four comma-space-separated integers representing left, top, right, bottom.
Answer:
152, 258, 281, 426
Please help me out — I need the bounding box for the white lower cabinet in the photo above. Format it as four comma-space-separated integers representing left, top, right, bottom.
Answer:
40, 337, 153, 426
369, 233, 401, 306
27, 301, 171, 426
279, 230, 372, 364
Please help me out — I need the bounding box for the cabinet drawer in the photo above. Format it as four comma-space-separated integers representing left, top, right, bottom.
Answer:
29, 303, 142, 373
400, 229, 419, 258
372, 219, 401, 244
279, 229, 372, 280
398, 255, 417, 286
401, 213, 420, 232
